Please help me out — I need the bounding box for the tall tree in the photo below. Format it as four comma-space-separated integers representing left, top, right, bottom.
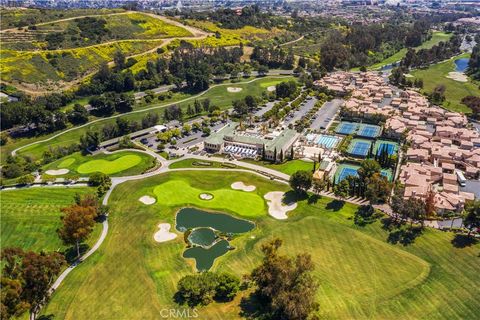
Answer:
57, 205, 96, 258
1, 248, 65, 320
463, 200, 480, 237
289, 170, 313, 194
250, 239, 319, 320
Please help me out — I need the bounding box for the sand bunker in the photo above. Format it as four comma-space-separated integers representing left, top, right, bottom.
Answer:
154, 223, 177, 243
264, 192, 297, 220
231, 181, 256, 192
446, 72, 468, 82
139, 195, 156, 205
227, 87, 242, 93
45, 169, 69, 176
267, 85, 276, 92
199, 193, 214, 200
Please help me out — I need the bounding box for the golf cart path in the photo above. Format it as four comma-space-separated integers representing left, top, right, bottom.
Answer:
10, 76, 292, 157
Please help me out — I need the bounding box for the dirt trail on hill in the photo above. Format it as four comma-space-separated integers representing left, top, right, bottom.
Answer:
0, 11, 211, 95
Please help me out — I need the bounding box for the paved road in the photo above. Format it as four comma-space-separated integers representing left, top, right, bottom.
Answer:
461, 180, 480, 198
310, 98, 343, 130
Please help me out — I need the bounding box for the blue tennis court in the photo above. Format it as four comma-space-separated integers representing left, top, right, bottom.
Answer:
335, 122, 358, 135
358, 124, 381, 138
316, 135, 341, 149
376, 143, 396, 155
337, 167, 359, 182
348, 139, 372, 157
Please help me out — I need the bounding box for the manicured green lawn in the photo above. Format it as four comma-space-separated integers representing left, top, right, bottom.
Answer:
411, 53, 479, 113
153, 179, 265, 217
241, 159, 314, 175
7, 76, 294, 162
41, 170, 479, 319
0, 187, 100, 252
42, 150, 155, 177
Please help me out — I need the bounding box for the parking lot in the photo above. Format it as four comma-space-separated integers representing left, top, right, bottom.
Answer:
138, 121, 228, 153
284, 96, 317, 126
310, 98, 343, 130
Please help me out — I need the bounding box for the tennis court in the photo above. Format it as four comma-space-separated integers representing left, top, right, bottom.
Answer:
335, 165, 359, 183
335, 122, 359, 135
357, 124, 381, 138
335, 163, 393, 183
347, 139, 372, 157
374, 140, 399, 156
316, 135, 341, 149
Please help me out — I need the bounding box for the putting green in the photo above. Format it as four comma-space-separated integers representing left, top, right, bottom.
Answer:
153, 180, 265, 217
58, 158, 76, 168
77, 155, 142, 175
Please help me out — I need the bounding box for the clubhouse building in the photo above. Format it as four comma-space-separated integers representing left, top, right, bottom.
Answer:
204, 123, 300, 162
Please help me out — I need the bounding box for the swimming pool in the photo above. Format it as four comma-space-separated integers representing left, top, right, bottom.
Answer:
316, 135, 341, 149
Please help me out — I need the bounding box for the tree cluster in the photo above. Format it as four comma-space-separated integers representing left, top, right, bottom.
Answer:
0, 248, 66, 320
249, 238, 319, 320
400, 35, 462, 69
334, 160, 392, 204
466, 34, 480, 80
251, 46, 295, 69
320, 20, 430, 71
179, 5, 278, 30
461, 96, 480, 120
176, 272, 240, 307
1, 92, 74, 131
88, 172, 112, 197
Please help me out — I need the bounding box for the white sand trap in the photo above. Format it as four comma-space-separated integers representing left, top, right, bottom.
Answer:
267, 85, 276, 92
199, 193, 213, 200
231, 181, 256, 192
264, 191, 297, 220
139, 195, 156, 205
45, 169, 69, 176
446, 72, 468, 82
154, 223, 177, 243
227, 87, 242, 93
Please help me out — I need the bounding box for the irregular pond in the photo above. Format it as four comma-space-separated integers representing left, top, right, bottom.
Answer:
176, 207, 255, 234
454, 58, 469, 72
183, 240, 230, 271
175, 208, 255, 271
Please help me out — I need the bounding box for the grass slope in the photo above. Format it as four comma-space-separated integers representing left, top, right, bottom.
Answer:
1, 8, 125, 30
0, 187, 97, 252
0, 39, 164, 84
42, 151, 155, 177
41, 170, 480, 319
411, 53, 479, 113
